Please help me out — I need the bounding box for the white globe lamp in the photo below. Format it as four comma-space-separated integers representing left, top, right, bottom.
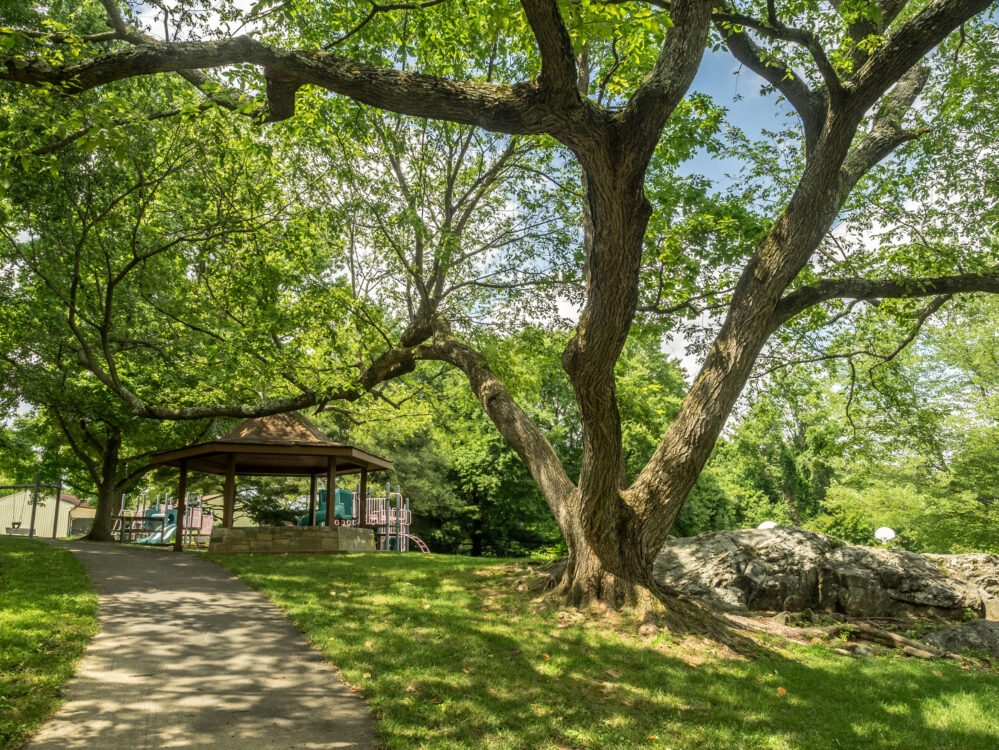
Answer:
875, 527, 896, 547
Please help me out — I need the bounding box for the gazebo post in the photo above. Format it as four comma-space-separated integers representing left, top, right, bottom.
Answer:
358, 468, 368, 527
325, 457, 337, 526
174, 460, 188, 552
223, 454, 236, 529
308, 473, 317, 526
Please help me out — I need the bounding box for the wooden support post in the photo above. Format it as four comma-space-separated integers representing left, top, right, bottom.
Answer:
174, 460, 187, 552
308, 473, 317, 526
358, 468, 368, 527
223, 454, 236, 529
51, 476, 63, 539
404, 497, 410, 552
325, 457, 336, 527
395, 484, 403, 552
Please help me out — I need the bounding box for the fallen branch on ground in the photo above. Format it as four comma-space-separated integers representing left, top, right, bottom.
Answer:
727, 613, 968, 662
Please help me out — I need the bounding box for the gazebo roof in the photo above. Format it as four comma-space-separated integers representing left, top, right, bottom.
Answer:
151, 412, 393, 477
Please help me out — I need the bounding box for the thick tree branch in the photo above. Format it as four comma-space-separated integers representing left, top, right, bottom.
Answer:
713, 6, 844, 100
1, 36, 558, 135
849, 0, 992, 117
713, 22, 826, 155
771, 272, 999, 329
521, 0, 578, 100
841, 64, 930, 190
415, 326, 577, 518
98, 0, 130, 38
618, 0, 713, 163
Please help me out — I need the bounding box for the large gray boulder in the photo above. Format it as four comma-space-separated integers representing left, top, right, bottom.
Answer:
922, 620, 999, 658
925, 553, 999, 598
653, 526, 995, 618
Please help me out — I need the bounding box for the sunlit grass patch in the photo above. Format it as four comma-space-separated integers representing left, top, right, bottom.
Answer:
0, 538, 97, 749
210, 552, 999, 749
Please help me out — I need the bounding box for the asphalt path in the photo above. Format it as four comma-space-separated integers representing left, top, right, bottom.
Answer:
25, 542, 376, 749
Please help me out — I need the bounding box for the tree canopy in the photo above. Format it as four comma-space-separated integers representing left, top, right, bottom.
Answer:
2, 0, 998, 618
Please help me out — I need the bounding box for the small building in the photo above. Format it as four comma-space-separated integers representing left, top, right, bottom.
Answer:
0, 490, 92, 538
70, 503, 96, 536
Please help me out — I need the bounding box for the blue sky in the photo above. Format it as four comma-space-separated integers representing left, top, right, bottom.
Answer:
680, 47, 793, 189
661, 48, 797, 374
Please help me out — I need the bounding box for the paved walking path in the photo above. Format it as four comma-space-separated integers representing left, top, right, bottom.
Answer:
27, 542, 376, 749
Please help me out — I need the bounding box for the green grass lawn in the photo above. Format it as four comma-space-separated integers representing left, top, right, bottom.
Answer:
0, 537, 97, 749
209, 552, 999, 750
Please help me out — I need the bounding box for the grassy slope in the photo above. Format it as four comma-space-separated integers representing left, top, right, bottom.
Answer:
0, 537, 97, 749
210, 552, 999, 750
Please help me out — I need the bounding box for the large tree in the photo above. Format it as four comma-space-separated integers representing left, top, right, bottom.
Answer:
2, 0, 997, 622
0, 85, 300, 538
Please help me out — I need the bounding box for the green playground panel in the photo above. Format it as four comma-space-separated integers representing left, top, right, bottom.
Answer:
297, 488, 355, 525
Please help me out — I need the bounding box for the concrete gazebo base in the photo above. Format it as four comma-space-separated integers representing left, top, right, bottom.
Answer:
208, 525, 375, 554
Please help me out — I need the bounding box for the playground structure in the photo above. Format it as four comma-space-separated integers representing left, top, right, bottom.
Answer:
112, 493, 216, 546
297, 486, 429, 552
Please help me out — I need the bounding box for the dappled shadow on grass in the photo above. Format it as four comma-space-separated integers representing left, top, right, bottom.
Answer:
212, 552, 999, 750
0, 537, 97, 750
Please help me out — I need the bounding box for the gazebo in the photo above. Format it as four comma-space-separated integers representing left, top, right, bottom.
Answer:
151, 412, 393, 551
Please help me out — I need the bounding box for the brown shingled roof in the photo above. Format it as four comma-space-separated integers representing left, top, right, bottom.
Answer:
218, 412, 342, 447
151, 411, 392, 476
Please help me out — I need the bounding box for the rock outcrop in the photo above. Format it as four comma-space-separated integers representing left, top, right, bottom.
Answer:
922, 620, 999, 658
653, 526, 997, 619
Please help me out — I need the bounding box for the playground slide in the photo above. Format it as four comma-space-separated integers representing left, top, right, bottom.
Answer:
136, 524, 176, 545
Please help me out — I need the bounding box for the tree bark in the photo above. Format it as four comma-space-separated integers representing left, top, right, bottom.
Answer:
555, 507, 636, 609
85, 434, 123, 542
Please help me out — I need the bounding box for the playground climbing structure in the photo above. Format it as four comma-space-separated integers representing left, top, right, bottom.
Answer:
298, 484, 429, 552
112, 493, 215, 546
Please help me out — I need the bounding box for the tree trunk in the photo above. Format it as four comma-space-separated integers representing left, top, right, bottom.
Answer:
552, 509, 743, 644
86, 480, 124, 541
84, 435, 122, 542
470, 517, 484, 557
555, 513, 636, 609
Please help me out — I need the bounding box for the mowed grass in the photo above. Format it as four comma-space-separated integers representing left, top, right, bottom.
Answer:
210, 552, 999, 750
0, 537, 97, 749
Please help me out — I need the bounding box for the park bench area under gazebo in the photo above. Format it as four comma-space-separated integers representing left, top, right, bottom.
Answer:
151, 411, 418, 554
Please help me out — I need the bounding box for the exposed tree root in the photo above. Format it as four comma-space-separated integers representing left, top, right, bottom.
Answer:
540, 559, 759, 656
728, 613, 970, 663
646, 584, 760, 656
